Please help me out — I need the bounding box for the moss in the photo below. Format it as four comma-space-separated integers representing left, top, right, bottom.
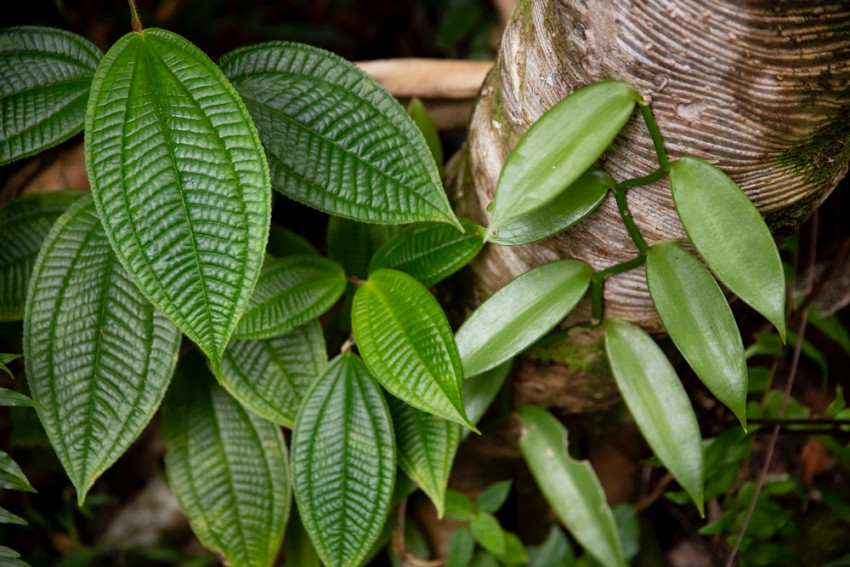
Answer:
527, 331, 607, 373
777, 115, 850, 190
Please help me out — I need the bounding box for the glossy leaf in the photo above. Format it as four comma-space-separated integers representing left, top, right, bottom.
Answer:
233, 255, 345, 340
646, 243, 747, 425
352, 269, 473, 428
0, 27, 101, 165
0, 191, 84, 321
24, 196, 180, 502
85, 28, 271, 374
407, 98, 443, 170
0, 451, 34, 493
369, 218, 484, 287
471, 512, 506, 555
669, 157, 785, 340
267, 223, 319, 257
388, 395, 461, 517
220, 42, 460, 227
161, 356, 290, 567
486, 81, 637, 237
490, 168, 613, 246
456, 260, 591, 377
463, 359, 511, 429
517, 405, 623, 567
327, 216, 400, 280
222, 319, 327, 428
477, 480, 512, 514
604, 319, 704, 512
292, 353, 395, 567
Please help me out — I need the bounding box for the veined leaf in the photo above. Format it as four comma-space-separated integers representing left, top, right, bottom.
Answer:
604, 319, 704, 512
387, 395, 461, 518
0, 27, 101, 165
407, 98, 443, 170
369, 218, 484, 287
517, 405, 624, 567
456, 260, 591, 377
646, 243, 747, 426
327, 216, 400, 280
24, 196, 180, 502
219, 42, 460, 228
85, 28, 271, 374
221, 319, 327, 428
233, 255, 345, 340
490, 168, 613, 246
0, 190, 84, 320
267, 223, 319, 258
161, 355, 290, 567
669, 157, 785, 340
292, 353, 395, 567
352, 269, 473, 428
0, 450, 34, 493
486, 81, 637, 238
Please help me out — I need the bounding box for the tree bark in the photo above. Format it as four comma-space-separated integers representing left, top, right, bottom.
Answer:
447, 0, 850, 412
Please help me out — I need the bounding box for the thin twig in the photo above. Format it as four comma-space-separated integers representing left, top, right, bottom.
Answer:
633, 472, 674, 513
391, 497, 446, 567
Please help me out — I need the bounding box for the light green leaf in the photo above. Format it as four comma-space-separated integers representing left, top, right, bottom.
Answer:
471, 512, 506, 555
327, 217, 400, 280
267, 223, 320, 258
0, 27, 101, 165
463, 359, 511, 430
604, 319, 704, 513
456, 260, 591, 377
445, 490, 475, 521
388, 395, 461, 518
85, 28, 271, 374
517, 405, 623, 567
233, 255, 345, 340
0, 191, 84, 321
219, 42, 460, 228
646, 243, 747, 426
291, 353, 395, 567
470, 552, 499, 567
407, 98, 443, 170
352, 269, 473, 428
24, 196, 180, 503
494, 532, 529, 566
486, 81, 637, 238
369, 218, 484, 287
477, 480, 512, 514
490, 168, 613, 246
221, 319, 327, 428
446, 525, 475, 567
0, 450, 34, 493
283, 504, 321, 567
0, 388, 39, 408
161, 354, 290, 567
0, 506, 26, 526
669, 157, 785, 340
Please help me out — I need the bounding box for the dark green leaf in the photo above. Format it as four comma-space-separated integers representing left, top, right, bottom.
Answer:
0, 353, 20, 380
612, 504, 640, 563
517, 405, 623, 567
646, 243, 747, 425
469, 552, 499, 567
353, 269, 473, 428
490, 168, 613, 246
85, 29, 271, 374
161, 355, 290, 567
0, 27, 101, 165
292, 353, 395, 567
388, 396, 460, 518
462, 359, 512, 431
477, 480, 512, 514
446, 525, 476, 567
0, 506, 26, 526
445, 489, 475, 521
669, 157, 785, 340
471, 512, 506, 555
0, 545, 28, 567
221, 319, 327, 428
456, 260, 591, 377
808, 308, 850, 356
0, 450, 34, 493
486, 81, 637, 238
267, 224, 320, 257
527, 526, 575, 567
407, 98, 443, 170
0, 388, 39, 408
604, 319, 704, 513
233, 255, 346, 340
0, 191, 84, 321
220, 42, 459, 227
327, 217, 400, 280
24, 196, 180, 502
369, 218, 484, 287
283, 504, 321, 567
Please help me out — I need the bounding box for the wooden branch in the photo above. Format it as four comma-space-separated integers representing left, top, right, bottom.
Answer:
356, 58, 491, 100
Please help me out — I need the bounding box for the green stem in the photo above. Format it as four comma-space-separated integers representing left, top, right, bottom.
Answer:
639, 101, 669, 170
589, 254, 647, 323
614, 168, 666, 192
128, 0, 143, 32
612, 186, 649, 254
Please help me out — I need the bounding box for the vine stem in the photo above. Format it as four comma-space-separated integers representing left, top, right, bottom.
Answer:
128, 0, 143, 32
639, 100, 669, 170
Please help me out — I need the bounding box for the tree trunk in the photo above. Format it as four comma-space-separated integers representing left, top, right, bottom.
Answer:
447, 0, 850, 412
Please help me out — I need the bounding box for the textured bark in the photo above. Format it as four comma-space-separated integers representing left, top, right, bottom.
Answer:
448, 0, 850, 411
